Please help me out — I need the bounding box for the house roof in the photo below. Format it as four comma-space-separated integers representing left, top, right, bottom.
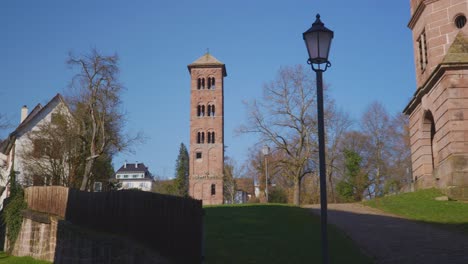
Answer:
0, 93, 68, 155
235, 178, 255, 194
116, 163, 149, 173
187, 53, 227, 77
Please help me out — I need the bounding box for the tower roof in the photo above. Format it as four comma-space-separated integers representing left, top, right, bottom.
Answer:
442, 32, 468, 64
188, 53, 227, 76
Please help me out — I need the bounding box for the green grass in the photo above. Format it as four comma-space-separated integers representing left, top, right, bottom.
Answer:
204, 204, 372, 264
364, 188, 468, 233
0, 252, 50, 264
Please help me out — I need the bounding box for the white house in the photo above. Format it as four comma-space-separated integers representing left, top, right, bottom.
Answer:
115, 162, 154, 191
0, 94, 72, 208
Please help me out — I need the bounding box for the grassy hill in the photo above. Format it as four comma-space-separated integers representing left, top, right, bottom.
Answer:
204, 204, 372, 264
364, 188, 468, 234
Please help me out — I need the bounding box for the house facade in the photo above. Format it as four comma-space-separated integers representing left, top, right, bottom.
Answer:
0, 94, 72, 207
115, 162, 154, 191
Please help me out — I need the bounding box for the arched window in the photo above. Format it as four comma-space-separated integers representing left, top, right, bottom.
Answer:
201, 78, 205, 89
207, 132, 211, 143
197, 78, 201, 90
211, 105, 215, 116
211, 184, 216, 195
211, 77, 215, 89
211, 132, 215, 144
423, 111, 436, 169
201, 105, 205, 116
207, 105, 212, 117
197, 132, 201, 144
201, 132, 205, 143
197, 105, 201, 117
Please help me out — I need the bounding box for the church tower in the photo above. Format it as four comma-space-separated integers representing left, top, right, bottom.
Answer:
404, 0, 468, 199
187, 53, 226, 205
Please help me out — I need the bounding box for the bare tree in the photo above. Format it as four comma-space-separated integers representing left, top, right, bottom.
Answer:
223, 156, 237, 204
361, 102, 393, 197
325, 105, 352, 202
67, 49, 139, 191
240, 65, 319, 205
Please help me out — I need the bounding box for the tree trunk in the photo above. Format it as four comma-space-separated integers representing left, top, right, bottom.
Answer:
293, 178, 300, 205
80, 158, 95, 191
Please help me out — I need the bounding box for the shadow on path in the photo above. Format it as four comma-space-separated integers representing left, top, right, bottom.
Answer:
305, 203, 468, 264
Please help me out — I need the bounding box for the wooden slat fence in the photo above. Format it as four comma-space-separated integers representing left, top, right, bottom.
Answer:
24, 186, 203, 263
24, 186, 69, 217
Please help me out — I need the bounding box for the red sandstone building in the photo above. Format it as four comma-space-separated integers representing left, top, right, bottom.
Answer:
404, 0, 468, 199
187, 53, 226, 205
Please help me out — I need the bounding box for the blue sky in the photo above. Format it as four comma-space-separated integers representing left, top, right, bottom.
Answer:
1, 0, 415, 179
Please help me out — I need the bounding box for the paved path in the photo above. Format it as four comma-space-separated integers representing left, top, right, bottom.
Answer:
304, 203, 468, 264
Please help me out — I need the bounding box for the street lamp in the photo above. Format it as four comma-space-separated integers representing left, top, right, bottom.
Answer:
262, 145, 270, 203
303, 14, 333, 264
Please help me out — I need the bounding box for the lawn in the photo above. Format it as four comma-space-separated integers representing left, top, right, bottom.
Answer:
204, 204, 372, 264
364, 188, 468, 234
0, 253, 50, 264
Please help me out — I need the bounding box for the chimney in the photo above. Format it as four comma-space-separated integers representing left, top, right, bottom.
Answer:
135, 162, 138, 168
124, 161, 127, 169
21, 105, 28, 123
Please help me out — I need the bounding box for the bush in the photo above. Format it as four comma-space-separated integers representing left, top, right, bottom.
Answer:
268, 188, 288, 203
3, 186, 27, 251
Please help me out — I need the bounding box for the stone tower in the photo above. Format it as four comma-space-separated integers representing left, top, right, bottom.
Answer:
187, 53, 226, 205
404, 0, 468, 199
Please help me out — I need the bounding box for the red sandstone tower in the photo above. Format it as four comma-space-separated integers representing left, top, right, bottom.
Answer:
187, 53, 226, 205
404, 0, 468, 199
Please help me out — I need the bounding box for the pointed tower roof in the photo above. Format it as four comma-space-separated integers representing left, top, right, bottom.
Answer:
443, 32, 468, 64
188, 53, 227, 76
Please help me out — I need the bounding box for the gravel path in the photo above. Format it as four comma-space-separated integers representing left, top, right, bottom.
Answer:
304, 203, 468, 264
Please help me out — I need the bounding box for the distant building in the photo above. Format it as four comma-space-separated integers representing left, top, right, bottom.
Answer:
234, 178, 255, 204
115, 162, 154, 191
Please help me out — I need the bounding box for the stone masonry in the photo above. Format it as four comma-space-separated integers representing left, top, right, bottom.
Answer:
9, 210, 170, 264
404, 0, 468, 199
187, 53, 226, 205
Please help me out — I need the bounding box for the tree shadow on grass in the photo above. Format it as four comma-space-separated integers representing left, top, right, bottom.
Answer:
204, 204, 372, 264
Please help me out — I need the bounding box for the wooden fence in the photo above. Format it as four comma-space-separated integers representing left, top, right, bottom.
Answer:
24, 186, 203, 263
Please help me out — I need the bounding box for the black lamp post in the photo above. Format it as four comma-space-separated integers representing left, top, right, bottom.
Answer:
303, 14, 333, 264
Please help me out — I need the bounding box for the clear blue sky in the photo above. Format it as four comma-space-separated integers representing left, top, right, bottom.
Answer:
1, 0, 415, 179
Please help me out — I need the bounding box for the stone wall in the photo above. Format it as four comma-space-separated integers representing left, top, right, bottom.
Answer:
9, 210, 172, 264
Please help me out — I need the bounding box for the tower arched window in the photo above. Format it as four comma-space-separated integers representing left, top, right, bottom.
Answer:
211, 184, 216, 195
211, 105, 215, 116
207, 105, 212, 117
201, 132, 205, 143
197, 132, 201, 144
207, 131, 211, 143
197, 78, 201, 90
197, 105, 201, 117
211, 132, 215, 144
201, 78, 205, 89
201, 105, 205, 116
211, 77, 215, 89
